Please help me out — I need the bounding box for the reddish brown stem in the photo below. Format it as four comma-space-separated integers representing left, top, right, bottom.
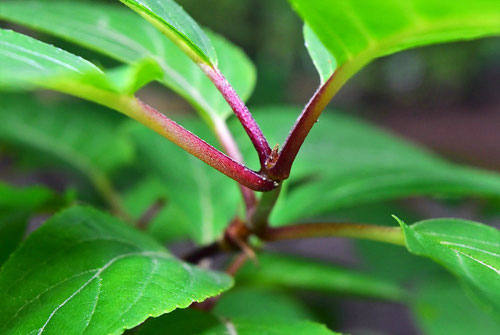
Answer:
268, 68, 346, 180
202, 65, 272, 167
130, 99, 277, 192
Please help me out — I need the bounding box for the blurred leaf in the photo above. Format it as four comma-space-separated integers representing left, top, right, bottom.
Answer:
122, 177, 191, 243
120, 0, 217, 65
0, 1, 256, 121
237, 253, 405, 301
233, 107, 500, 224
396, 217, 500, 313
214, 286, 315, 320
0, 94, 133, 213
0, 206, 232, 334
125, 122, 241, 244
412, 279, 500, 334
136, 309, 338, 335
293, 0, 500, 84
0, 182, 56, 265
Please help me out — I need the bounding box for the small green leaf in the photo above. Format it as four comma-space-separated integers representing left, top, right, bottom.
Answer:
233, 107, 500, 224
0, 206, 232, 334
292, 0, 500, 85
0, 1, 256, 120
125, 122, 240, 244
136, 309, 338, 335
120, 0, 217, 65
412, 279, 500, 334
0, 182, 56, 265
395, 217, 500, 313
237, 253, 406, 301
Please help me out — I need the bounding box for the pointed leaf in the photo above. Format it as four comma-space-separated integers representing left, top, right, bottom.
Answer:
0, 1, 256, 120
136, 309, 338, 335
396, 217, 500, 313
292, 0, 500, 84
0, 206, 232, 334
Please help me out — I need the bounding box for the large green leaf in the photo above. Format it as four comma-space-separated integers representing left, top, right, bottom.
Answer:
412, 279, 500, 334
231, 107, 500, 224
292, 0, 500, 85
0, 94, 134, 214
0, 206, 232, 334
396, 217, 500, 313
0, 182, 56, 265
237, 253, 405, 301
136, 309, 338, 335
0, 1, 256, 121
125, 122, 241, 244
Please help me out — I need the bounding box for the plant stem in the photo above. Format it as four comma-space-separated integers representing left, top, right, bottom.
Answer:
136, 197, 166, 230
213, 117, 256, 210
54, 82, 277, 192
268, 66, 349, 180
261, 222, 406, 246
129, 99, 276, 191
202, 65, 272, 167
90, 170, 132, 222
250, 184, 282, 234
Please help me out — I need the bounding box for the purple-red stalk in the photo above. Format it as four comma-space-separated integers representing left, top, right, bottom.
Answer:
130, 99, 276, 192
202, 64, 272, 167
268, 68, 344, 180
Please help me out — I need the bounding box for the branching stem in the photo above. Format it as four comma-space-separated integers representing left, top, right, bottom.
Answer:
202, 65, 272, 167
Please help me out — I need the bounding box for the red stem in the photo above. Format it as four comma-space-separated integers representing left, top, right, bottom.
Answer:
130, 99, 277, 192
268, 68, 344, 180
202, 65, 272, 167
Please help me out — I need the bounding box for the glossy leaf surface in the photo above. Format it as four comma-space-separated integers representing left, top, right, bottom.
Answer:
293, 0, 500, 84
397, 217, 500, 313
0, 206, 232, 334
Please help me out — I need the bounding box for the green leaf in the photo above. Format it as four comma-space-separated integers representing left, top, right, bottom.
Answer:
304, 25, 336, 84
136, 309, 338, 335
412, 279, 500, 334
395, 217, 500, 313
232, 107, 500, 224
0, 28, 100, 89
214, 287, 315, 321
0, 206, 232, 334
237, 253, 405, 301
125, 122, 240, 244
120, 0, 217, 65
292, 0, 500, 84
0, 1, 256, 121
0, 182, 56, 265
0, 94, 134, 214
